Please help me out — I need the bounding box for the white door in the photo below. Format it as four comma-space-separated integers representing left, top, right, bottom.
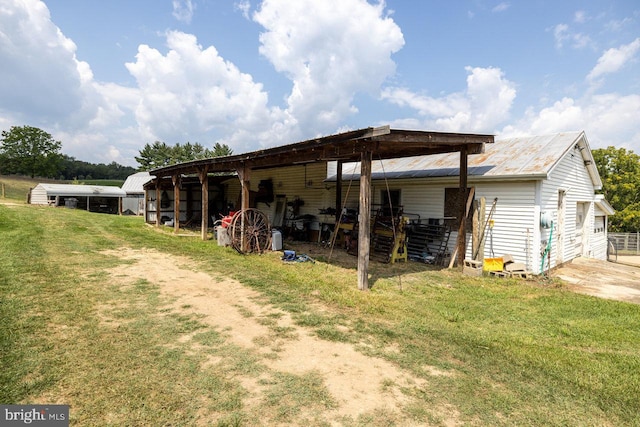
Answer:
575, 202, 589, 257
556, 190, 566, 265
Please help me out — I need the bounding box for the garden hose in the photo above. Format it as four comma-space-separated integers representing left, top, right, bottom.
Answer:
540, 221, 554, 274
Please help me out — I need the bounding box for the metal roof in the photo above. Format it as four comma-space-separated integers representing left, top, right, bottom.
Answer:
121, 171, 154, 194
150, 126, 493, 178
329, 131, 602, 188
35, 183, 126, 198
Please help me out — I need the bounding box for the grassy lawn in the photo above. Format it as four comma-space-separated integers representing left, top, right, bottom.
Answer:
1, 176, 639, 426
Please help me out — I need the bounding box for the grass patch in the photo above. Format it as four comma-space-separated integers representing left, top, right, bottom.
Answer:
1, 202, 639, 425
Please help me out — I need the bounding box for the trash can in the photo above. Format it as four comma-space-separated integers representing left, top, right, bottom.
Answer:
272, 229, 283, 251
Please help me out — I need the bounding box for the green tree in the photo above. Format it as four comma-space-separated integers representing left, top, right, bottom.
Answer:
135, 141, 233, 171
135, 141, 174, 171
211, 142, 233, 157
0, 125, 63, 178
592, 146, 640, 232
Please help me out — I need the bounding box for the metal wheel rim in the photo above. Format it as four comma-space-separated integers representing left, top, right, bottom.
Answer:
230, 208, 272, 254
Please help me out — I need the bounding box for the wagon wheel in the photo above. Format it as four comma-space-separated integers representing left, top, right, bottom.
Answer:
230, 209, 272, 254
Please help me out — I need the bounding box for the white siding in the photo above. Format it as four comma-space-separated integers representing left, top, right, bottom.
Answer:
30, 184, 49, 205
469, 182, 538, 270
542, 142, 597, 268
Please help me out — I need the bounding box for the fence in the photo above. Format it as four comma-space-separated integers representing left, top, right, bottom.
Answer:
609, 232, 640, 255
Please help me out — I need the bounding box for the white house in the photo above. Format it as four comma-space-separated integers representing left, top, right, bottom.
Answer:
30, 183, 125, 214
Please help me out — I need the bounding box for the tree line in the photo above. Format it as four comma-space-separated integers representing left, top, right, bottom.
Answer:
1, 125, 639, 231
0, 125, 232, 180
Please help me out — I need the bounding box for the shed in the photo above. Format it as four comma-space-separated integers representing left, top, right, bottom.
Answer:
121, 171, 154, 215
325, 131, 613, 273
30, 183, 125, 214
147, 126, 494, 290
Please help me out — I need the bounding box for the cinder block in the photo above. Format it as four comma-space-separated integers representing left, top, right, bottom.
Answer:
464, 259, 482, 268
509, 271, 532, 279
489, 271, 509, 278
505, 262, 527, 271
502, 254, 515, 264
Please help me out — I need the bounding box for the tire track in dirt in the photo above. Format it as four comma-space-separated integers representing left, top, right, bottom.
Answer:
100, 247, 436, 425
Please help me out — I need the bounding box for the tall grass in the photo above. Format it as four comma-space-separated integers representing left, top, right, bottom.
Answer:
1, 191, 640, 425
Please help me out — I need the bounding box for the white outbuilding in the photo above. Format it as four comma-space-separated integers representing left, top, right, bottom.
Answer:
121, 171, 154, 215
29, 183, 125, 214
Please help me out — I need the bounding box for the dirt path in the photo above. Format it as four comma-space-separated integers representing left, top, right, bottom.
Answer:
101, 248, 445, 425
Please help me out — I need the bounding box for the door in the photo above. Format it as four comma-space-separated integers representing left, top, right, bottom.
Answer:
575, 202, 589, 257
556, 190, 566, 265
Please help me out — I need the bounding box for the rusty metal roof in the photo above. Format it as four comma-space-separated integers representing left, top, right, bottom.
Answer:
331, 131, 602, 188
150, 126, 493, 178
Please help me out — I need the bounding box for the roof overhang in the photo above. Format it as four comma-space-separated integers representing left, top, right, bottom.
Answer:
150, 126, 493, 178
594, 194, 615, 215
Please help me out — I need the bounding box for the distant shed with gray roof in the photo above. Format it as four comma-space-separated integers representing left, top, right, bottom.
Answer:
30, 183, 125, 214
121, 171, 154, 215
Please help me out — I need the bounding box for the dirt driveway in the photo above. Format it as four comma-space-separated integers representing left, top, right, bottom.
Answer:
554, 256, 640, 304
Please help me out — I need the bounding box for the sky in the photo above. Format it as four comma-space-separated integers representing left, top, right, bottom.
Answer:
1, 0, 639, 168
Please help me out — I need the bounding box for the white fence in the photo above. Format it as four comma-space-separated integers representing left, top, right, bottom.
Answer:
609, 233, 640, 255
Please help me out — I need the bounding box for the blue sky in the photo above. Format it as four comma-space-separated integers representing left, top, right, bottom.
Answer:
1, 0, 639, 167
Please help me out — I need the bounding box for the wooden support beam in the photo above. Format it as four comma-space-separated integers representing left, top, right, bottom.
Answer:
155, 185, 161, 227
456, 146, 468, 267
335, 161, 343, 223
198, 167, 209, 241
172, 174, 181, 233
236, 164, 251, 252
357, 151, 372, 291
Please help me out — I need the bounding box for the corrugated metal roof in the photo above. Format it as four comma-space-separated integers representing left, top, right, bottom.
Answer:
122, 171, 154, 194
35, 183, 126, 197
329, 132, 600, 185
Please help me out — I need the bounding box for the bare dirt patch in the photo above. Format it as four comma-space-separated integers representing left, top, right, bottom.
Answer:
100, 247, 441, 425
555, 257, 640, 304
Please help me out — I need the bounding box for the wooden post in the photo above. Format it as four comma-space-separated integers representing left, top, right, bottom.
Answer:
155, 184, 161, 227
357, 151, 372, 291
198, 166, 209, 241
335, 161, 343, 223
237, 164, 251, 252
478, 197, 486, 261
472, 200, 479, 260
456, 146, 468, 267
172, 174, 181, 233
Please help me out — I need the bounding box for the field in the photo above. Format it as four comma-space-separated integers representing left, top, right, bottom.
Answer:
1, 176, 639, 426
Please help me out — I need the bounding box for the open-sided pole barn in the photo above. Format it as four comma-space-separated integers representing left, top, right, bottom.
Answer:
148, 126, 493, 290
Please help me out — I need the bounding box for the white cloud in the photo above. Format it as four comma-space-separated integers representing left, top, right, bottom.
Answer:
587, 38, 640, 82
498, 94, 640, 153
234, 1, 251, 20
0, 0, 89, 120
172, 0, 195, 24
0, 0, 128, 162
253, 0, 404, 136
552, 23, 592, 50
381, 66, 516, 133
492, 3, 510, 13
574, 10, 587, 24
124, 30, 286, 152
